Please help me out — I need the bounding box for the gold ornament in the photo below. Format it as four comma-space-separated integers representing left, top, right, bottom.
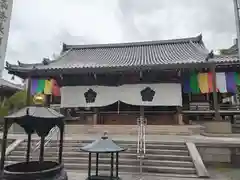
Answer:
33, 93, 45, 105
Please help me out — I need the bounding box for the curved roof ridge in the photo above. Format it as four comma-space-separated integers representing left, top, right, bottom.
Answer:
63, 34, 203, 51
6, 49, 73, 68
189, 40, 209, 55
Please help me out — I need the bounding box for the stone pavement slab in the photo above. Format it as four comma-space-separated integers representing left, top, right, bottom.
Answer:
68, 168, 239, 180
68, 170, 232, 180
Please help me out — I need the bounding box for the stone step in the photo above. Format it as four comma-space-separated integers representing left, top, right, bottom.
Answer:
63, 163, 196, 174
34, 143, 187, 150
19, 140, 186, 146
9, 151, 192, 161
64, 125, 198, 131
4, 160, 196, 175
15, 146, 189, 156
7, 139, 199, 176
7, 156, 194, 168
78, 143, 187, 149
4, 161, 198, 178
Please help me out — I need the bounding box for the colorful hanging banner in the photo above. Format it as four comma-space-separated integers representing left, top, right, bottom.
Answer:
31, 79, 38, 95
44, 79, 53, 95
190, 72, 200, 94
183, 71, 240, 94
183, 74, 191, 93
207, 72, 213, 92
36, 79, 45, 93
52, 79, 60, 96
226, 72, 236, 93
198, 73, 209, 93
235, 72, 240, 86
216, 72, 227, 93
30, 79, 60, 96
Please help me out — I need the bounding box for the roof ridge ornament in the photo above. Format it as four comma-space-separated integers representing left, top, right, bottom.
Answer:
42, 58, 50, 65
205, 50, 214, 62
197, 33, 202, 41
5, 61, 10, 68
62, 43, 67, 52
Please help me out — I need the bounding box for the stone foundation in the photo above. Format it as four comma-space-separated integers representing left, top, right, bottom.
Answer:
198, 147, 231, 164
197, 146, 240, 167
64, 124, 203, 135
203, 121, 232, 134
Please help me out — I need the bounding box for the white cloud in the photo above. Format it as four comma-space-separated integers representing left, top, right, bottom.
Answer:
3, 0, 237, 83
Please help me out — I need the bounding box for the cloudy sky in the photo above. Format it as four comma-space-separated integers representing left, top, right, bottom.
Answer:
3, 0, 237, 82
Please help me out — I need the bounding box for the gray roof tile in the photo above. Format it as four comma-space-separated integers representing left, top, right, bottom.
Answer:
6, 35, 213, 75
210, 55, 240, 64
0, 78, 23, 90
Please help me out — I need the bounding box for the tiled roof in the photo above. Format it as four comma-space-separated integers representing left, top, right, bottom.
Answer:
0, 78, 23, 91
220, 44, 238, 55
6, 35, 212, 77
210, 55, 240, 64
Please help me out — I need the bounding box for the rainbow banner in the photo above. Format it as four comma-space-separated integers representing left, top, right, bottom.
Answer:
30, 79, 60, 96
183, 72, 240, 94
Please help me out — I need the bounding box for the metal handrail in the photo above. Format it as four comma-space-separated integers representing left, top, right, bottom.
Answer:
137, 116, 147, 179
32, 126, 59, 152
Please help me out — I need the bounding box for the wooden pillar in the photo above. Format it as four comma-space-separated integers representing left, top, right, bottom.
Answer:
45, 95, 51, 107
176, 106, 184, 125
93, 108, 98, 125
211, 65, 221, 121
26, 77, 32, 106
140, 106, 144, 118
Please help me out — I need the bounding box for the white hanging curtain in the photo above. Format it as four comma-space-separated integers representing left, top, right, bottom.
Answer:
60, 83, 182, 108
60, 86, 118, 108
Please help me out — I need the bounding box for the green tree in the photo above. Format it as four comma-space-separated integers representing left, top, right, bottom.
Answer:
0, 90, 33, 117
8, 91, 27, 110
0, 97, 10, 117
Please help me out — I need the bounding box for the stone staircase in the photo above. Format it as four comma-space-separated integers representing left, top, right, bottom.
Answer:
5, 139, 206, 178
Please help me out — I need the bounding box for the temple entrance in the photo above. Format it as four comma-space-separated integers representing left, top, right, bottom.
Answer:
63, 102, 179, 125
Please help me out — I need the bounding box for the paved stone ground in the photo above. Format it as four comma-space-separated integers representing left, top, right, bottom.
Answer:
68, 168, 240, 180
